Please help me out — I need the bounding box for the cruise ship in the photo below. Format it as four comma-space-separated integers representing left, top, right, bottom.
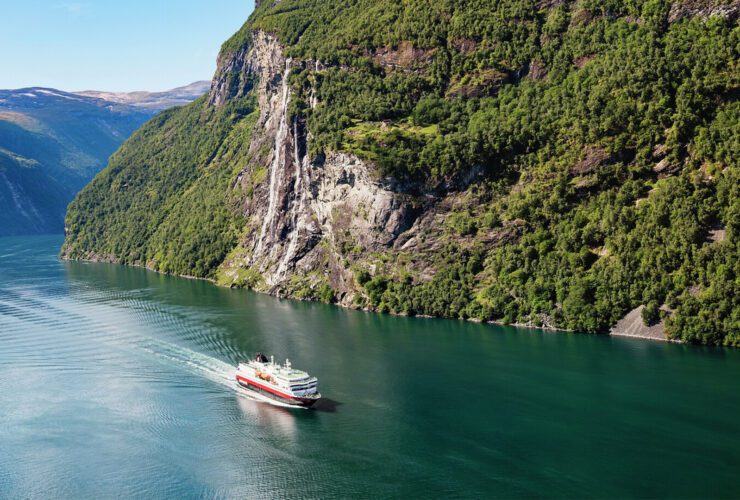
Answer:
235, 353, 321, 408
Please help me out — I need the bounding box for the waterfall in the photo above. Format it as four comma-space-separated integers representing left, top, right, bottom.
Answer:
274, 118, 309, 281
254, 58, 292, 258
248, 56, 321, 286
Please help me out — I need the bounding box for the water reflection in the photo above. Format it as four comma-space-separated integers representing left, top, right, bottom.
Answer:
235, 393, 298, 439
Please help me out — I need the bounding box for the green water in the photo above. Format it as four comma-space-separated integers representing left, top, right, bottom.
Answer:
1, 235, 738, 498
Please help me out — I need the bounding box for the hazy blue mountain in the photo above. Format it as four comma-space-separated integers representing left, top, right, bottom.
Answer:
0, 84, 207, 235
76, 81, 211, 111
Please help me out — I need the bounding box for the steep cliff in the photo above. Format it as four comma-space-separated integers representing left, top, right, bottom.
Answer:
64, 0, 739, 345
209, 30, 420, 301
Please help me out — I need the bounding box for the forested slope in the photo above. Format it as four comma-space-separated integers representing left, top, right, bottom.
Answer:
64, 0, 739, 345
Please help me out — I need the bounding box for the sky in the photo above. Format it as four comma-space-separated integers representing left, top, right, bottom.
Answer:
0, 1, 255, 92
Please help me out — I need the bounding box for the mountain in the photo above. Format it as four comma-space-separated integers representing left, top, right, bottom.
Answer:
63, 0, 739, 345
76, 81, 211, 111
0, 84, 207, 235
0, 88, 154, 235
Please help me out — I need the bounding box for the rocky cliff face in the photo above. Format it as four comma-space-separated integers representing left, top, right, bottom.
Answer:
213, 31, 419, 303
209, 30, 285, 107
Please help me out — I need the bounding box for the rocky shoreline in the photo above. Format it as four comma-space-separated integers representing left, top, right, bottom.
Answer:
64, 253, 683, 343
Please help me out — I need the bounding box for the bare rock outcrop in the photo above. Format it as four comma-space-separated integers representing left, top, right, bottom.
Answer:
571, 145, 610, 175
215, 31, 420, 298
610, 306, 668, 341
668, 0, 740, 22
209, 30, 286, 107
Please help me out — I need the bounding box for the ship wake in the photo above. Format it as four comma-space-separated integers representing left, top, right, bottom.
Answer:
137, 338, 306, 409
6, 285, 304, 410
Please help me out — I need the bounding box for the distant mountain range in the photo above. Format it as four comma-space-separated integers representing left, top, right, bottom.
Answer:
76, 81, 211, 111
0, 83, 208, 236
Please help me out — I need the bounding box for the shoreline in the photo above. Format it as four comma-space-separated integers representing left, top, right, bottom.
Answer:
62, 254, 679, 343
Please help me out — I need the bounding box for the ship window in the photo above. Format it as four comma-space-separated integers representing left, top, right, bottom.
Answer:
291, 384, 313, 391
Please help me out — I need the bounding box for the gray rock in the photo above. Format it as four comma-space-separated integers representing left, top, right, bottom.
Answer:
216, 32, 419, 297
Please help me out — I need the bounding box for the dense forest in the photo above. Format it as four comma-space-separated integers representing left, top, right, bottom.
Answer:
64, 95, 258, 277
65, 0, 738, 345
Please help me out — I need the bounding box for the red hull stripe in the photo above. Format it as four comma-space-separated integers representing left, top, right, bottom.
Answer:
236, 375, 297, 400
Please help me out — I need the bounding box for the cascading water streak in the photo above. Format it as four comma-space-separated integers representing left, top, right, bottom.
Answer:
274, 117, 310, 281
254, 58, 293, 260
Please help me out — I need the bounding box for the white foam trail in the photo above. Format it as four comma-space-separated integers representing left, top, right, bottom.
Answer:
13, 288, 302, 409
137, 337, 235, 389
137, 337, 306, 409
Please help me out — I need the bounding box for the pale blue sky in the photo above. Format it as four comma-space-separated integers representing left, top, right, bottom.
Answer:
0, 1, 255, 92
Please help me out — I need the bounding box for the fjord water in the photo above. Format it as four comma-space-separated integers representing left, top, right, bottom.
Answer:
1, 236, 739, 499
